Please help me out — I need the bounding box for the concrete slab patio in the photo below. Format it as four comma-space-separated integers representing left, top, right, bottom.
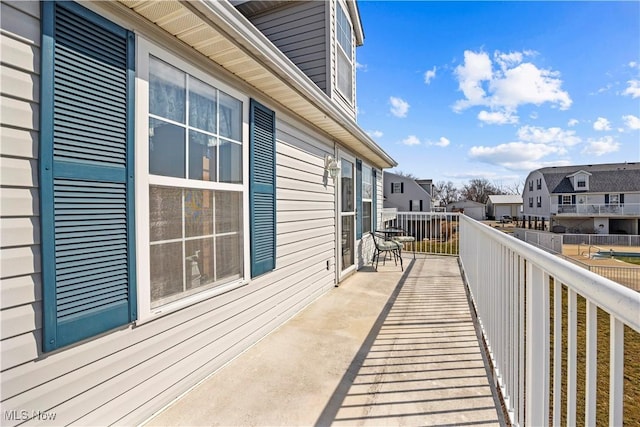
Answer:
145, 257, 503, 426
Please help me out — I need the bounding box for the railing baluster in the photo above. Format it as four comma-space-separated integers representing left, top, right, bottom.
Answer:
525, 264, 550, 425
585, 301, 597, 425
553, 278, 562, 426
567, 289, 577, 425
609, 316, 624, 426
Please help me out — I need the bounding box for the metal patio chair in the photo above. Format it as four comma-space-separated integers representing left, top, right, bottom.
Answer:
370, 231, 403, 271
392, 229, 416, 259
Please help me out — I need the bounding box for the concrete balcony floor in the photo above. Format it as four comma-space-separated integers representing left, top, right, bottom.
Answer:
146, 256, 503, 426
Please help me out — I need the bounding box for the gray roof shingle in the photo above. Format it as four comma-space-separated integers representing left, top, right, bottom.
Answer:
539, 162, 640, 194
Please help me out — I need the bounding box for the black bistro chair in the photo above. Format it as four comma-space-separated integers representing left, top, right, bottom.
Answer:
370, 231, 403, 271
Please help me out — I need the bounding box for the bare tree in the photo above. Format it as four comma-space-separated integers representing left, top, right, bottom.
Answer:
460, 178, 501, 204
502, 180, 524, 195
392, 170, 418, 179
432, 180, 460, 206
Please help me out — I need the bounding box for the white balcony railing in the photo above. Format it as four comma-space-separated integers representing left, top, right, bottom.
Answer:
551, 203, 640, 216
459, 215, 640, 426
389, 212, 639, 425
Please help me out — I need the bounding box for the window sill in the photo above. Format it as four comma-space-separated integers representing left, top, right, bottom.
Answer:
135, 278, 248, 326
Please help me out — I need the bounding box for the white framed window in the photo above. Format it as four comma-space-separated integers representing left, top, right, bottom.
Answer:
392, 182, 403, 193
362, 164, 372, 233
609, 194, 620, 205
577, 179, 586, 188
562, 195, 572, 204
529, 197, 533, 207
336, 2, 353, 103
136, 38, 250, 320
536, 196, 542, 207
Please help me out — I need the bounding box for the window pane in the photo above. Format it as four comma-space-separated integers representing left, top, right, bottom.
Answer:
149, 118, 185, 178
362, 201, 372, 233
149, 56, 185, 123
219, 140, 242, 183
150, 186, 182, 241
216, 234, 242, 281
150, 241, 184, 307
215, 191, 242, 233
189, 131, 217, 181
189, 77, 216, 133
185, 238, 215, 290
337, 50, 352, 101
184, 189, 214, 238
219, 91, 242, 141
341, 159, 354, 212
342, 215, 354, 267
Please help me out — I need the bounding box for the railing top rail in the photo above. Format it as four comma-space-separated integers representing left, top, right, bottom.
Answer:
461, 216, 640, 332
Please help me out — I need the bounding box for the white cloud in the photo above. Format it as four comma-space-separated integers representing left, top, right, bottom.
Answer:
468, 142, 565, 170
568, 119, 579, 127
424, 66, 437, 85
367, 130, 384, 138
453, 51, 493, 108
433, 137, 450, 147
593, 117, 612, 131
623, 80, 640, 98
389, 96, 410, 118
582, 136, 620, 156
453, 49, 572, 124
401, 135, 421, 146
529, 111, 539, 120
478, 110, 518, 125
516, 125, 581, 148
355, 62, 367, 72
623, 114, 640, 130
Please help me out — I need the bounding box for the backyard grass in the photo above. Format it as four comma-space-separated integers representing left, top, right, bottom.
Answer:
551, 284, 640, 426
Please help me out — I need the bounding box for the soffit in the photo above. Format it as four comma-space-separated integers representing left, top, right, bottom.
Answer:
116, 0, 395, 169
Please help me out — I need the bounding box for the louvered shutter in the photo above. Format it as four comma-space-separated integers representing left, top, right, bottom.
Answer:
620, 194, 624, 204
605, 194, 610, 204
355, 159, 362, 239
250, 100, 276, 277
40, 2, 136, 352
558, 195, 562, 205
571, 195, 576, 204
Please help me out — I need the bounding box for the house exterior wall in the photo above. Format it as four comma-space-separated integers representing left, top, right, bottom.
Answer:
383, 172, 432, 212
522, 170, 550, 219
246, 1, 328, 93
0, 1, 387, 425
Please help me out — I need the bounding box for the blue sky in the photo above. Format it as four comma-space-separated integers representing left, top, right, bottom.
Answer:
355, 1, 640, 189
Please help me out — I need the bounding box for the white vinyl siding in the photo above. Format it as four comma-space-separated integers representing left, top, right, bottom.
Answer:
0, 0, 42, 370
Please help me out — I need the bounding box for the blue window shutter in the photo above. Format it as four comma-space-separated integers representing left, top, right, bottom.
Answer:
571, 195, 576, 204
40, 1, 136, 352
355, 159, 362, 239
620, 194, 624, 204
250, 100, 276, 277
409, 200, 413, 211
372, 170, 377, 229
605, 194, 610, 204
558, 195, 562, 205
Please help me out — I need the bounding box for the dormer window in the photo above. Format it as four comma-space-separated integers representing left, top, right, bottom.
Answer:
336, 3, 353, 104
577, 178, 586, 188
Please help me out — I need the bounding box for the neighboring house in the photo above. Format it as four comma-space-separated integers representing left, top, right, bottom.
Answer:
447, 200, 485, 221
383, 171, 433, 212
0, 1, 396, 424
486, 195, 523, 220
522, 162, 640, 234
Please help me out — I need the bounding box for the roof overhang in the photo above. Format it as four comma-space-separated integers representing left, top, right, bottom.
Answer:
113, 0, 395, 169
